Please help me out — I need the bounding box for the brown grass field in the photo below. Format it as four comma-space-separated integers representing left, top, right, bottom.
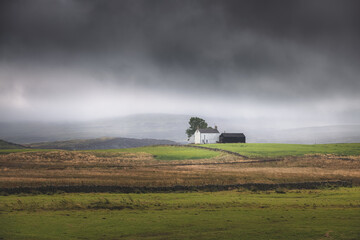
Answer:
1, 150, 359, 189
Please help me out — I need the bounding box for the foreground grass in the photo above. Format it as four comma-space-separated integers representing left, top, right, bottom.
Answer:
90, 145, 220, 160
0, 188, 359, 240
207, 143, 360, 158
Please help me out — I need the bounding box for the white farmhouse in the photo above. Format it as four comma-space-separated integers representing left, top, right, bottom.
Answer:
194, 127, 220, 144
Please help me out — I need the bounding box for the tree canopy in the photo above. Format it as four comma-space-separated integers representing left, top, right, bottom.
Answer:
186, 117, 208, 138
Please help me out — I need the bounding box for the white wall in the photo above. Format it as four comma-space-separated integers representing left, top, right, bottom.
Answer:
194, 131, 219, 144
201, 133, 220, 144
194, 130, 201, 144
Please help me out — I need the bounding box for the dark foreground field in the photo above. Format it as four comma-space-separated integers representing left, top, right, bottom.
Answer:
0, 143, 359, 239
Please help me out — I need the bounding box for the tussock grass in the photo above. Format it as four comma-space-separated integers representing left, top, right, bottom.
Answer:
90, 145, 221, 160
1, 149, 359, 188
1, 188, 359, 212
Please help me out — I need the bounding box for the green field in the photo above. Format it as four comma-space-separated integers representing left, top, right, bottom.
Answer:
2, 143, 360, 160
90, 145, 221, 160
1, 188, 359, 240
0, 148, 54, 155
206, 143, 360, 158
90, 143, 360, 160
91, 143, 360, 160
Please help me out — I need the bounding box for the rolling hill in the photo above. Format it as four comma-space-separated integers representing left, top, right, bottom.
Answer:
27, 137, 178, 150
0, 139, 26, 149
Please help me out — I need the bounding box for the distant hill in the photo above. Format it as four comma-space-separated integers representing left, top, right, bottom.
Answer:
0, 114, 359, 144
0, 139, 26, 149
0, 114, 192, 143
27, 137, 178, 150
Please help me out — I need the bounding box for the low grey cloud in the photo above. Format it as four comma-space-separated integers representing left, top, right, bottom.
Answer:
0, 0, 359, 127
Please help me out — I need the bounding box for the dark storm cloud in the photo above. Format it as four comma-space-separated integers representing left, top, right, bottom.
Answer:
1, 1, 359, 71
0, 0, 359, 122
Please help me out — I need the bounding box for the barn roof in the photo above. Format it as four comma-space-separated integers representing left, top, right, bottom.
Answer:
220, 133, 245, 137
198, 128, 219, 133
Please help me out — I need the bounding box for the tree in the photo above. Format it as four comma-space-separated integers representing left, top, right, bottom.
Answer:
186, 117, 208, 138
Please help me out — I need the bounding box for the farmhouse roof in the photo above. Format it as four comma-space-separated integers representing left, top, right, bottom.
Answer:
198, 128, 219, 133
220, 133, 245, 137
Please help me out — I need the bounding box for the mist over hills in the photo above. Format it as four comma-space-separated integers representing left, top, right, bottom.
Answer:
0, 114, 359, 145
0, 114, 190, 144
249, 125, 360, 144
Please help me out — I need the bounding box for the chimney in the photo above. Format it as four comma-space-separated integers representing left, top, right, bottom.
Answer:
214, 125, 218, 130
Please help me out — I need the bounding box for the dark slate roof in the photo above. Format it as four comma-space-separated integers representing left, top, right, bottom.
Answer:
198, 128, 219, 133
220, 133, 245, 137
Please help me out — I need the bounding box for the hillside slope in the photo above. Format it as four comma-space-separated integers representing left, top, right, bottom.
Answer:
0, 139, 26, 149
27, 137, 178, 150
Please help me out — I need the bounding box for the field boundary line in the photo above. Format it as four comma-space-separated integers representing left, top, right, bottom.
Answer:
150, 159, 281, 167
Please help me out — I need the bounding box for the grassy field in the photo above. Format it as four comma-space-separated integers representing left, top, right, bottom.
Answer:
0, 188, 359, 240
90, 143, 360, 160
1, 143, 360, 239
2, 143, 360, 159
1, 144, 360, 188
0, 148, 54, 155
206, 143, 360, 158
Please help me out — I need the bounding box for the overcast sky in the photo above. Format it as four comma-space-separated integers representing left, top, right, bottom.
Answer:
0, 0, 359, 128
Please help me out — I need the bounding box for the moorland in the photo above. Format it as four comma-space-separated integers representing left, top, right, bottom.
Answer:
0, 143, 359, 239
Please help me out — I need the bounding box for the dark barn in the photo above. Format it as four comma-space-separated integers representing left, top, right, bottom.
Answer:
219, 133, 246, 143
